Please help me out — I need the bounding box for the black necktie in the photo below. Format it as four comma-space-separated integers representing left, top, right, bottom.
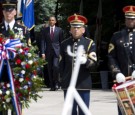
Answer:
7, 24, 10, 31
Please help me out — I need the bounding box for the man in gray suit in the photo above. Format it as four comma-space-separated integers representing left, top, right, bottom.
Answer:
41, 16, 64, 91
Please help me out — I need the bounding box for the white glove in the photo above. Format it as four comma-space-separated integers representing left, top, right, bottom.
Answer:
80, 54, 87, 64
131, 70, 135, 79
116, 73, 126, 83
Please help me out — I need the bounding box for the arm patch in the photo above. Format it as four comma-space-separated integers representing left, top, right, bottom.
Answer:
108, 43, 114, 53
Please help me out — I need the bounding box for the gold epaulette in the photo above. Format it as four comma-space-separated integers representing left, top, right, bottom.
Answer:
85, 37, 90, 39
87, 39, 93, 53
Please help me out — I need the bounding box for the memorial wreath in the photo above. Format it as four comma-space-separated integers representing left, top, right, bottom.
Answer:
0, 28, 45, 112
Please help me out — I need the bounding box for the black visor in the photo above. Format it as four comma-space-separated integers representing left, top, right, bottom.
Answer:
2, 5, 16, 12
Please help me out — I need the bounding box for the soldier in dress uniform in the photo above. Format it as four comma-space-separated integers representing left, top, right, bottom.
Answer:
0, 0, 30, 114
108, 5, 135, 115
60, 14, 97, 115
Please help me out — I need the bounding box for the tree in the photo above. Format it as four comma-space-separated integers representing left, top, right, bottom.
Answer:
34, 0, 57, 25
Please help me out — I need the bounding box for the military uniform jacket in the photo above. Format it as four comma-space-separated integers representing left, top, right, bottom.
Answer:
60, 36, 97, 90
0, 21, 29, 41
0, 21, 30, 82
108, 28, 135, 78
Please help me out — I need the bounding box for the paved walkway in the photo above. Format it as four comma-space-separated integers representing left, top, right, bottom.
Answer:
23, 89, 118, 115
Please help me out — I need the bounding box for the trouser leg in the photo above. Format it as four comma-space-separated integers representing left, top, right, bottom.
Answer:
118, 105, 123, 115
53, 57, 59, 89
78, 90, 90, 115
47, 55, 54, 89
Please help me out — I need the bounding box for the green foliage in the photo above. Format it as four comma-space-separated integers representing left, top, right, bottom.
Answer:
0, 28, 46, 111
34, 0, 57, 25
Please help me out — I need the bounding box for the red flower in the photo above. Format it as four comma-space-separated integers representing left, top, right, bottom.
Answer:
0, 37, 3, 43
14, 80, 20, 89
21, 52, 25, 55
23, 47, 30, 51
18, 93, 23, 97
25, 64, 31, 69
28, 87, 31, 91
25, 77, 30, 81
10, 36, 14, 39
33, 70, 37, 75
16, 59, 21, 65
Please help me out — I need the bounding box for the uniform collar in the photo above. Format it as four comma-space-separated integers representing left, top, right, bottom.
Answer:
4, 20, 15, 30
126, 28, 135, 33
72, 36, 83, 42
72, 38, 81, 42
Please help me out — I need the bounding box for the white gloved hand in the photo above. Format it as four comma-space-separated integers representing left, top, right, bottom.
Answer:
80, 54, 87, 64
116, 73, 126, 83
131, 70, 135, 79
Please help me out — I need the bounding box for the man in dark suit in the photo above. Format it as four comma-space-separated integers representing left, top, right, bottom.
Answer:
0, 0, 30, 114
41, 16, 64, 91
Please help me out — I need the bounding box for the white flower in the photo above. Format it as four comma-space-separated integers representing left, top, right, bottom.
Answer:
6, 91, 10, 95
6, 83, 10, 88
14, 27, 17, 29
20, 35, 24, 40
28, 60, 33, 65
24, 85, 28, 89
19, 87, 22, 90
33, 75, 37, 79
21, 61, 26, 66
21, 70, 25, 74
6, 98, 11, 103
14, 34, 19, 39
27, 53, 32, 57
18, 28, 23, 31
19, 49, 23, 53
19, 78, 24, 82
0, 90, 2, 94
3, 105, 6, 109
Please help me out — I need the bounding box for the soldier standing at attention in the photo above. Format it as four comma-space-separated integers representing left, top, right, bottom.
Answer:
60, 14, 97, 115
0, 0, 30, 114
108, 5, 135, 115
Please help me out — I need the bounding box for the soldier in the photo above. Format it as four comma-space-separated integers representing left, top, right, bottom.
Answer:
0, 0, 30, 114
60, 14, 97, 115
108, 5, 135, 115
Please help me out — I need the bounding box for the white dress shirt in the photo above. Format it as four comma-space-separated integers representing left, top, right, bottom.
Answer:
4, 20, 15, 30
